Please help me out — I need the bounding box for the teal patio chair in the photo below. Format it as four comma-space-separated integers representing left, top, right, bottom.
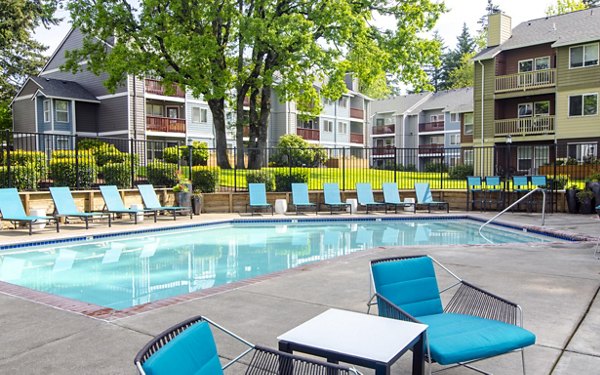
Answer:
530, 175, 548, 212
356, 183, 385, 214
247, 183, 273, 215
291, 183, 317, 215
50, 186, 110, 229
322, 183, 350, 214
466, 176, 484, 211
134, 315, 359, 375
368, 255, 535, 374
137, 184, 193, 220
382, 182, 415, 214
415, 183, 449, 213
511, 176, 530, 211
0, 188, 59, 235
484, 176, 504, 210
99, 185, 158, 224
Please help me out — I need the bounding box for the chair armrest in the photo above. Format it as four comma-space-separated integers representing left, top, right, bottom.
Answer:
251, 345, 361, 374
374, 293, 420, 323
444, 281, 522, 326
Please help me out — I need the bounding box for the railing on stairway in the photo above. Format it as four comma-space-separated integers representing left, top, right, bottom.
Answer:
479, 188, 546, 241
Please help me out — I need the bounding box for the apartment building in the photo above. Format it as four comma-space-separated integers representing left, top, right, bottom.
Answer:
370, 88, 474, 170
472, 9, 600, 175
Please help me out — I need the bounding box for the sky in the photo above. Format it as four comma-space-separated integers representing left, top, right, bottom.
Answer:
34, 0, 556, 55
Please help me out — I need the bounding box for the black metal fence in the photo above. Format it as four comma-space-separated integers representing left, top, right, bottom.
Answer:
0, 131, 598, 192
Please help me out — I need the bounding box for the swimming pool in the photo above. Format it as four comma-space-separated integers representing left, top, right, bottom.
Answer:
0, 217, 567, 311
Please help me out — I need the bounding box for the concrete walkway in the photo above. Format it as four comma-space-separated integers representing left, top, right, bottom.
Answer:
0, 212, 598, 374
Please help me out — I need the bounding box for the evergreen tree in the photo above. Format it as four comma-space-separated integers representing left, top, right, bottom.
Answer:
546, 0, 590, 15
426, 31, 446, 92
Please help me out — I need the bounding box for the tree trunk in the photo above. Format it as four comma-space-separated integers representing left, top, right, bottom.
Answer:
247, 88, 262, 169
235, 91, 247, 169
207, 98, 231, 169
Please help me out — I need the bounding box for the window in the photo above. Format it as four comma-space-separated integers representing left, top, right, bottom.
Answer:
518, 103, 533, 118
192, 107, 208, 123
517, 146, 532, 172
43, 100, 50, 123
376, 118, 385, 126
518, 59, 533, 73
337, 121, 347, 134
570, 43, 599, 68
430, 114, 442, 123
146, 104, 163, 116
534, 146, 549, 171
56, 137, 70, 150
463, 113, 474, 135
449, 134, 460, 146
463, 149, 474, 165
55, 100, 69, 123
569, 94, 598, 116
534, 101, 550, 116
323, 120, 333, 132
535, 56, 550, 70
450, 113, 458, 122
339, 97, 348, 108
568, 143, 597, 162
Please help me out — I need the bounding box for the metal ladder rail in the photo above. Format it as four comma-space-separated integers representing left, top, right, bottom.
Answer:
479, 188, 546, 236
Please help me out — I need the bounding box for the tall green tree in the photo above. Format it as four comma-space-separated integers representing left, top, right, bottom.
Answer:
546, 0, 589, 15
0, 0, 60, 130
426, 31, 446, 92
435, 23, 475, 91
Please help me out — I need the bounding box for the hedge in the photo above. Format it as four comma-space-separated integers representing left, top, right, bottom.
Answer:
163, 141, 209, 166
448, 164, 474, 180
49, 158, 97, 188
0, 165, 39, 190
246, 170, 275, 191
2, 150, 47, 183
273, 170, 309, 192
191, 166, 219, 193
102, 162, 132, 188
146, 161, 178, 187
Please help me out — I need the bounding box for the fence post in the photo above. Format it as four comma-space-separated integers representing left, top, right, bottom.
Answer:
5, 130, 11, 188
75, 134, 80, 189
234, 147, 237, 192
188, 142, 193, 187
342, 148, 346, 191
394, 147, 398, 183
439, 150, 444, 190
288, 149, 292, 181
130, 138, 135, 188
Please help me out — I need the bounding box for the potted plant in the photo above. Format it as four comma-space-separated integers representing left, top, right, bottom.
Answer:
565, 185, 579, 214
576, 189, 594, 214
585, 173, 600, 208
173, 174, 192, 208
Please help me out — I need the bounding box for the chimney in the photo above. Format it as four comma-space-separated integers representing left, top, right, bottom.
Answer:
487, 13, 512, 47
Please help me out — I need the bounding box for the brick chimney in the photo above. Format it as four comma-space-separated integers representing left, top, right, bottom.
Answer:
487, 13, 512, 47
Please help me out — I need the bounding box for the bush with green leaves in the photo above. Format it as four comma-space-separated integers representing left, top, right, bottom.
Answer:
49, 158, 97, 188
273, 169, 309, 192
77, 138, 106, 150
163, 141, 209, 166
191, 166, 219, 193
1, 150, 47, 188
146, 161, 178, 187
424, 161, 448, 173
448, 164, 474, 180
0, 165, 38, 190
269, 134, 328, 167
398, 164, 417, 172
102, 162, 132, 188
246, 170, 275, 191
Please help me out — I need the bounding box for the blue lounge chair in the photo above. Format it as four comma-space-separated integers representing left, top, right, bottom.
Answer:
291, 183, 317, 215
369, 255, 535, 374
50, 186, 110, 229
0, 188, 59, 235
415, 183, 449, 213
134, 315, 358, 375
247, 183, 273, 215
356, 183, 385, 214
382, 183, 415, 214
137, 184, 193, 220
321, 183, 350, 214
99, 185, 157, 224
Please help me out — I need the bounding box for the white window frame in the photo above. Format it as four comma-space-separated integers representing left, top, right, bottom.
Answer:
56, 137, 70, 150
517, 146, 532, 172
463, 149, 474, 166
449, 134, 460, 146
518, 59, 533, 73
337, 121, 347, 134
534, 145, 549, 171
534, 56, 550, 70
568, 93, 598, 117
54, 100, 69, 123
339, 97, 348, 108
569, 43, 599, 69
430, 114, 442, 123
518, 103, 533, 118
191, 107, 201, 123
450, 113, 458, 122
463, 113, 474, 135
323, 120, 333, 132
534, 101, 550, 116
568, 142, 598, 162
43, 100, 51, 123
376, 118, 384, 126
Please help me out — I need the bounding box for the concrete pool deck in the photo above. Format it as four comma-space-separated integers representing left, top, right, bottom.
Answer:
0, 211, 598, 374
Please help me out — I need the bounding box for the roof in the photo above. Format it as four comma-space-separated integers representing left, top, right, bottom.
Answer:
371, 92, 431, 115
474, 8, 600, 61
29, 77, 99, 103
413, 87, 474, 113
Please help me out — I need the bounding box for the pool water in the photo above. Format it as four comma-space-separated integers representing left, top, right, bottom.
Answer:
0, 219, 559, 310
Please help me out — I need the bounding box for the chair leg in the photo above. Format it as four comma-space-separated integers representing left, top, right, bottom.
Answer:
29, 221, 32, 235
521, 348, 527, 375
85, 217, 89, 230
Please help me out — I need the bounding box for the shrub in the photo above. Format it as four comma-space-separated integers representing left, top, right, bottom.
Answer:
246, 170, 275, 191
102, 163, 132, 188
0, 165, 39, 190
95, 144, 131, 166
77, 138, 106, 150
191, 166, 219, 193
424, 162, 448, 173
146, 161, 178, 187
163, 142, 209, 166
1, 150, 47, 188
448, 164, 474, 180
269, 134, 328, 167
52, 150, 77, 159
273, 170, 309, 192
50, 158, 97, 188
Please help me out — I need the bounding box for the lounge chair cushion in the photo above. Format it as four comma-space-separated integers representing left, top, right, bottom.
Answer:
142, 321, 223, 375
418, 313, 536, 365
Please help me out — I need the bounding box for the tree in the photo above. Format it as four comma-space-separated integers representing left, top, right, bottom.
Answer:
426, 31, 446, 91
546, 0, 589, 15
0, 0, 59, 130
447, 51, 476, 89
434, 23, 475, 91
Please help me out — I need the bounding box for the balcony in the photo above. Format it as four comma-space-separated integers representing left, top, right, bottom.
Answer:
494, 116, 555, 137
350, 107, 364, 119
146, 116, 186, 133
372, 125, 395, 135
350, 132, 364, 144
373, 147, 395, 156
297, 128, 320, 141
419, 143, 444, 154
419, 121, 444, 132
145, 78, 186, 98
495, 69, 556, 93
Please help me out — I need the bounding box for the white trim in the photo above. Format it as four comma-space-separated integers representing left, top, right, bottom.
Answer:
569, 43, 599, 69
50, 99, 54, 130
40, 61, 88, 76
33, 89, 100, 104
43, 99, 51, 123
98, 130, 130, 136
96, 92, 128, 100
40, 130, 73, 135
145, 131, 186, 138
76, 132, 99, 137
71, 100, 76, 135
10, 77, 43, 106
145, 92, 185, 103
34, 96, 38, 134
12, 94, 34, 102
127, 75, 131, 140
54, 99, 70, 123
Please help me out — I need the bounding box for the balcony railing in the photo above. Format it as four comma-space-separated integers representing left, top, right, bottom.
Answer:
372, 125, 395, 135
145, 79, 186, 98
350, 107, 364, 119
495, 69, 556, 93
297, 128, 320, 141
419, 121, 445, 132
146, 116, 186, 133
350, 132, 364, 144
494, 116, 555, 137
419, 143, 444, 154
373, 146, 395, 156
